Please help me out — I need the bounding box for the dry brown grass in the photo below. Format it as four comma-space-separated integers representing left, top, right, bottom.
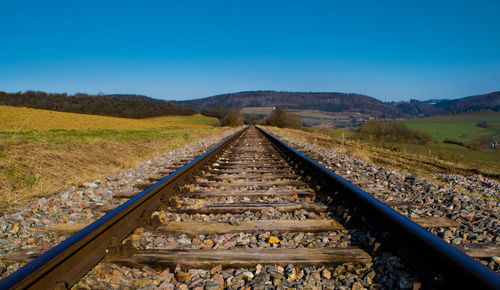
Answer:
0, 128, 233, 215
0, 106, 233, 214
0, 105, 218, 131
263, 126, 500, 180
264, 126, 372, 163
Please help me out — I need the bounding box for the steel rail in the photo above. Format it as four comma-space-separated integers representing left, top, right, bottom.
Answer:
0, 127, 247, 289
257, 126, 500, 289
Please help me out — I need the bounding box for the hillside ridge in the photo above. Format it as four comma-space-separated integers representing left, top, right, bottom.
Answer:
175, 90, 500, 119
1, 90, 499, 120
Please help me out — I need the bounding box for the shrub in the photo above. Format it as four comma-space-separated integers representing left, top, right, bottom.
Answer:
265, 108, 301, 129
357, 120, 435, 145
244, 114, 262, 125
220, 109, 243, 127
476, 121, 490, 128
200, 106, 227, 119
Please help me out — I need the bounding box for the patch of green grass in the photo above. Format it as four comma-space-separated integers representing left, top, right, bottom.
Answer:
146, 115, 220, 126
402, 113, 500, 143
303, 127, 357, 140
0, 127, 221, 143
240, 107, 275, 116
3, 165, 38, 188
0, 148, 6, 159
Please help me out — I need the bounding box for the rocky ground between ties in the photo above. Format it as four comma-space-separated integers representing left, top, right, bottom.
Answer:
76, 259, 415, 289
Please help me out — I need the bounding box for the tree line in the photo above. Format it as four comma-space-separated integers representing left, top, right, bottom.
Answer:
0, 90, 305, 127
0, 91, 197, 118
201, 106, 302, 128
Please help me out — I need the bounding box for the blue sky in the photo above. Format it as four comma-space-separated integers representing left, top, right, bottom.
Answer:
0, 0, 499, 101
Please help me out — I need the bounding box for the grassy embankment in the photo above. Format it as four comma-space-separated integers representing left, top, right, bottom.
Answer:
264, 125, 500, 183
0, 105, 230, 214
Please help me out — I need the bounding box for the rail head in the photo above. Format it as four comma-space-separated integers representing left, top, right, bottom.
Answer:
256, 126, 500, 289
0, 127, 248, 289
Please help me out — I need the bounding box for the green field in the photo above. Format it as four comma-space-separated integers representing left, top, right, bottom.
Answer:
402, 113, 500, 144
148, 115, 220, 126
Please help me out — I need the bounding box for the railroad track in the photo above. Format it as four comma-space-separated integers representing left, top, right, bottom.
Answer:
1, 126, 499, 289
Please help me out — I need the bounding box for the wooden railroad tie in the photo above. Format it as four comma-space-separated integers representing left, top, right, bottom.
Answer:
39, 216, 462, 235
104, 247, 373, 268
219, 161, 286, 166
134, 182, 156, 190
113, 191, 140, 198
157, 219, 344, 234
185, 189, 314, 198
209, 168, 293, 174
4, 240, 500, 265
219, 157, 281, 162
214, 164, 290, 170
196, 180, 307, 188
206, 173, 298, 181
113, 189, 314, 199
170, 202, 328, 214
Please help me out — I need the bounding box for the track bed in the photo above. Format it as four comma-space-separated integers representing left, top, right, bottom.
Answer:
1, 126, 499, 289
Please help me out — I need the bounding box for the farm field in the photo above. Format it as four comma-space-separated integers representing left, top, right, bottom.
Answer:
290, 110, 350, 128
240, 106, 274, 117
241, 107, 372, 128
0, 105, 219, 131
0, 106, 229, 214
401, 113, 500, 144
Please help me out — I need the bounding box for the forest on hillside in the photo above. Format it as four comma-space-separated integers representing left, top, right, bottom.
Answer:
177, 91, 403, 118
0, 91, 197, 118
177, 90, 500, 119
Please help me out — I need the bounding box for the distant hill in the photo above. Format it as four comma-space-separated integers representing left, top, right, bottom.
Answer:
433, 91, 500, 114
176, 90, 500, 119
176, 91, 403, 118
2, 89, 498, 121
0, 91, 196, 119
392, 99, 445, 117
395, 92, 500, 117
421, 99, 453, 105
